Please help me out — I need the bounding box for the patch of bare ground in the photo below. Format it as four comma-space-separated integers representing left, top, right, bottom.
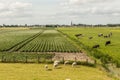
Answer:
52, 52, 94, 63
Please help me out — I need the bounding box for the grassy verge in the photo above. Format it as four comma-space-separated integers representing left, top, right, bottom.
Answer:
0, 63, 115, 80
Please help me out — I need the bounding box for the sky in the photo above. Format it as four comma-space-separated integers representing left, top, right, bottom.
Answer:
0, 0, 120, 25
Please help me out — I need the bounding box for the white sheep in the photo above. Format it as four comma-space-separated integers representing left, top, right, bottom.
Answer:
53, 60, 60, 68
53, 62, 58, 68
72, 62, 77, 67
45, 65, 48, 70
64, 61, 69, 65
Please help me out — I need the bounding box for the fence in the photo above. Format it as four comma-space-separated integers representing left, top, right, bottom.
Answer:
0, 52, 54, 63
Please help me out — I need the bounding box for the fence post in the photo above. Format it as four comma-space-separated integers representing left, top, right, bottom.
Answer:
1, 55, 4, 62
94, 60, 97, 64
54, 53, 55, 56
62, 57, 64, 64
37, 56, 40, 63
86, 59, 88, 63
44, 56, 46, 63
25, 56, 28, 63
75, 57, 77, 62
51, 56, 53, 62
13, 56, 16, 63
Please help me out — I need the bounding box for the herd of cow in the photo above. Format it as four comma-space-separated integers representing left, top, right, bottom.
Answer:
75, 32, 112, 48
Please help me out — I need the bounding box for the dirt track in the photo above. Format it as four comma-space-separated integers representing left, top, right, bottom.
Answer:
52, 52, 94, 63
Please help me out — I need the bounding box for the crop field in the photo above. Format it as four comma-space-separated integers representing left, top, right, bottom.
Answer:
0, 28, 41, 51
0, 63, 114, 80
0, 28, 80, 52
19, 29, 80, 52
58, 27, 120, 65
0, 27, 83, 62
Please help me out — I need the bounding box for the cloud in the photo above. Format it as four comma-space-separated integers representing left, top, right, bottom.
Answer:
62, 0, 112, 5
60, 0, 120, 17
0, 1, 32, 19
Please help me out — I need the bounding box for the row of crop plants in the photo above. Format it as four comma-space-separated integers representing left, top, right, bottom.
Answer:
0, 29, 41, 51
19, 30, 80, 53
7, 30, 44, 52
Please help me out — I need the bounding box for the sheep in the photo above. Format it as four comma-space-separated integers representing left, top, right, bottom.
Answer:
53, 62, 59, 68
45, 65, 48, 70
72, 62, 77, 67
64, 61, 69, 65
98, 33, 103, 37
53, 60, 60, 68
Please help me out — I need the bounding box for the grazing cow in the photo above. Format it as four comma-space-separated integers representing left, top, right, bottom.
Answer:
104, 32, 113, 38
98, 33, 103, 37
92, 44, 100, 48
107, 32, 112, 38
104, 35, 109, 38
110, 32, 112, 36
108, 34, 112, 37
75, 34, 82, 38
89, 37, 93, 39
105, 41, 111, 46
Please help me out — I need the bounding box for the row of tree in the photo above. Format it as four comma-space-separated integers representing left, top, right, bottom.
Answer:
73, 24, 120, 27
0, 24, 120, 27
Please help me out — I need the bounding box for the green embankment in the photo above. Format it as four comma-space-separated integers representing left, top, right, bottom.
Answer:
0, 63, 114, 80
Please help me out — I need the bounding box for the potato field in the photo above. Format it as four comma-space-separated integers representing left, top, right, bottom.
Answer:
0, 28, 80, 52
0, 28, 82, 63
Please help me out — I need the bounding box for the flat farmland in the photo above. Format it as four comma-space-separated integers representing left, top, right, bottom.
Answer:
19, 29, 80, 52
0, 28, 86, 63
58, 27, 120, 64
0, 27, 118, 80
0, 28, 42, 51
0, 28, 80, 52
0, 63, 114, 80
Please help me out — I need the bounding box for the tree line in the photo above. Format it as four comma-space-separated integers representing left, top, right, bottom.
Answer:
0, 24, 120, 27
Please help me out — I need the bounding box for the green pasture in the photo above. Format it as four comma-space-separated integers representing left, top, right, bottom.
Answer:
58, 27, 120, 63
0, 63, 114, 80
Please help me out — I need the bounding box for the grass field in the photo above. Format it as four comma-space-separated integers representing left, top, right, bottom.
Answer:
58, 27, 120, 63
0, 63, 114, 80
